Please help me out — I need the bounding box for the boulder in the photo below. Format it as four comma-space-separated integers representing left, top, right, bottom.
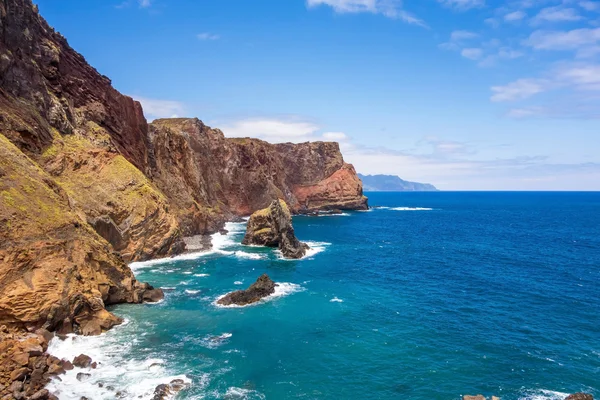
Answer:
217, 274, 277, 306
242, 200, 309, 259
72, 354, 93, 368
565, 394, 594, 400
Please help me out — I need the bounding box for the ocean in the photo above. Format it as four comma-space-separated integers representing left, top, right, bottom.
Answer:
47, 192, 600, 400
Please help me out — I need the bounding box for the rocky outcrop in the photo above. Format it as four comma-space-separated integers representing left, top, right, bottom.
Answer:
0, 327, 67, 399
217, 274, 277, 306
148, 118, 368, 235
565, 394, 594, 400
242, 200, 309, 259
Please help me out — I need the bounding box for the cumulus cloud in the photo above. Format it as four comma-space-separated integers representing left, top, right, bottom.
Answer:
306, 0, 427, 27
531, 6, 583, 24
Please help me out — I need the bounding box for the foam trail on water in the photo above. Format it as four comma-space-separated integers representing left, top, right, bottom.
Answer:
330, 297, 344, 303
390, 207, 433, 211
214, 282, 304, 308
518, 389, 571, 400
233, 251, 266, 260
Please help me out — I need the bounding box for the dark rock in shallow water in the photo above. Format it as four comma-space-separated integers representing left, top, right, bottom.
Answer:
152, 379, 189, 400
242, 200, 309, 259
565, 394, 594, 400
217, 274, 277, 306
72, 354, 93, 368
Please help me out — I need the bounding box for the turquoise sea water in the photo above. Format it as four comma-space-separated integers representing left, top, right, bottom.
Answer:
48, 192, 600, 400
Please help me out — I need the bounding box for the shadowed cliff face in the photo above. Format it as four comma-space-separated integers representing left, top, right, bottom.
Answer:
0, 0, 184, 261
149, 118, 368, 235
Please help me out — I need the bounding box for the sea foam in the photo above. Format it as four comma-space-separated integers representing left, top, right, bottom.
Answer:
46, 327, 194, 400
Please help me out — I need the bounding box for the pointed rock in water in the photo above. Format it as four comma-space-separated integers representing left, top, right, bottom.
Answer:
242, 200, 309, 259
217, 274, 277, 306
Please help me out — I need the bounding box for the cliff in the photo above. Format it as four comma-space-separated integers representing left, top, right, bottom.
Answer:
149, 118, 367, 235
358, 173, 438, 192
0, 0, 366, 331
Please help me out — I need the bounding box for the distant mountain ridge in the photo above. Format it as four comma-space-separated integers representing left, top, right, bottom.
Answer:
358, 174, 438, 192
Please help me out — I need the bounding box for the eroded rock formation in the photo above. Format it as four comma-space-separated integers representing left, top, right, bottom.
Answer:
242, 199, 309, 259
0, 0, 366, 394
217, 274, 277, 306
148, 118, 368, 235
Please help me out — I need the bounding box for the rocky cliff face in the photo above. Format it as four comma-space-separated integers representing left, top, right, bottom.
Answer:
0, 0, 184, 261
148, 118, 368, 235
0, 0, 366, 332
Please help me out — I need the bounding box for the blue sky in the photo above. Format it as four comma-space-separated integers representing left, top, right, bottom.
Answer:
36, 0, 600, 190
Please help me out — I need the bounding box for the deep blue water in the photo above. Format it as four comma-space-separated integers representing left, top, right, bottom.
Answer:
49, 192, 600, 400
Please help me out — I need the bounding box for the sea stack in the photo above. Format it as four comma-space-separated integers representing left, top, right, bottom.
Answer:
217, 274, 277, 306
242, 199, 309, 259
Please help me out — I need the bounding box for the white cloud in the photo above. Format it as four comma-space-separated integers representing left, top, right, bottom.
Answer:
322, 132, 348, 140
133, 96, 186, 121
490, 78, 548, 101
306, 0, 427, 26
557, 63, 600, 89
437, 0, 485, 11
461, 47, 483, 59
579, 1, 599, 11
451, 30, 479, 41
138, 0, 151, 8
197, 33, 220, 41
531, 6, 583, 24
525, 28, 600, 50
505, 10, 527, 21
218, 117, 354, 144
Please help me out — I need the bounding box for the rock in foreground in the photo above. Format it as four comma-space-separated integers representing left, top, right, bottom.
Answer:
217, 274, 277, 306
565, 394, 594, 400
242, 200, 309, 259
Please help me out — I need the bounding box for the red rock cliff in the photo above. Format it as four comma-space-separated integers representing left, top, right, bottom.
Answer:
148, 118, 368, 235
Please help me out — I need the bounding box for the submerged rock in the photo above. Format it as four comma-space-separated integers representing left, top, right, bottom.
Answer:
242, 200, 309, 259
217, 274, 277, 306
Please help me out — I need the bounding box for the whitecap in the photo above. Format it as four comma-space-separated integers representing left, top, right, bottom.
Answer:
185, 290, 200, 295
183, 271, 193, 275
311, 212, 351, 217
198, 332, 233, 349
160, 287, 176, 290
234, 281, 244, 285
330, 297, 344, 303
276, 241, 331, 261
214, 282, 304, 308
194, 273, 210, 277
46, 330, 194, 400
224, 387, 266, 399
389, 207, 433, 211
518, 389, 571, 400
233, 251, 265, 260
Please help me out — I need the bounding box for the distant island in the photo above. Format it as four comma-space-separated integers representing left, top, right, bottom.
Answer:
358, 174, 438, 192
